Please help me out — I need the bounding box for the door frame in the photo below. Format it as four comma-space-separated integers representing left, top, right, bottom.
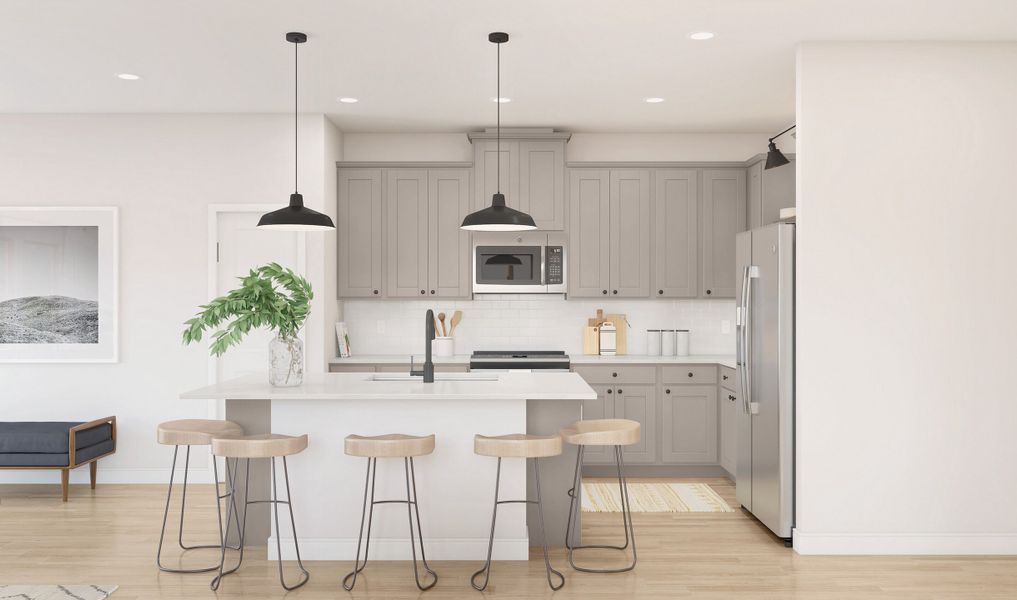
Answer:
205, 204, 307, 419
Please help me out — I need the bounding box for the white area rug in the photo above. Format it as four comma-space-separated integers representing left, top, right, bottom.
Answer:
0, 585, 117, 599
581, 482, 734, 513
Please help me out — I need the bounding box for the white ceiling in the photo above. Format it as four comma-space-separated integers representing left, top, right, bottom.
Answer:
2, 0, 1016, 133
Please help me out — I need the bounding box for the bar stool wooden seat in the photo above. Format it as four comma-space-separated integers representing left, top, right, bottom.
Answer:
210, 433, 310, 592
155, 419, 243, 575
560, 418, 640, 574
342, 433, 438, 592
471, 434, 566, 591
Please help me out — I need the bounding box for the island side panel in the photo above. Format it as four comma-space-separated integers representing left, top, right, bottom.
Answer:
224, 398, 271, 545
526, 399, 582, 546
268, 397, 528, 561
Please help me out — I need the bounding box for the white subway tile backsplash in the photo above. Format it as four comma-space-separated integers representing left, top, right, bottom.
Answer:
340, 296, 735, 357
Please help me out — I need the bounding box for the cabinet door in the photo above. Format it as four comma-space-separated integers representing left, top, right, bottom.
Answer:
701, 169, 746, 298
580, 384, 615, 465
762, 159, 795, 225
609, 170, 651, 297
427, 169, 470, 298
473, 139, 520, 212
719, 389, 739, 476
337, 169, 383, 297
747, 161, 763, 230
518, 140, 565, 230
653, 169, 698, 298
568, 170, 611, 297
385, 169, 429, 298
661, 385, 718, 464
614, 384, 657, 464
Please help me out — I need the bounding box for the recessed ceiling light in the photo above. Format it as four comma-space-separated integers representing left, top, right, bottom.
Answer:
689, 31, 715, 40
115, 73, 141, 80
491, 97, 511, 103
337, 97, 359, 103
644, 97, 665, 104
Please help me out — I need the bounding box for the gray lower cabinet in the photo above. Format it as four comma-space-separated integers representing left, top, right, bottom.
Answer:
701, 169, 746, 298
719, 387, 738, 475
614, 384, 657, 464
472, 137, 566, 231
747, 157, 795, 229
568, 170, 611, 297
653, 169, 698, 298
337, 169, 384, 297
661, 385, 718, 464
386, 169, 429, 297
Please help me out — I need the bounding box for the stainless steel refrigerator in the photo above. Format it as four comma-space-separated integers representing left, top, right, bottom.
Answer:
735, 222, 795, 541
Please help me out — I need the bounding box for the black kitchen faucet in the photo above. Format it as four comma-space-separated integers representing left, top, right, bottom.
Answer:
410, 309, 436, 383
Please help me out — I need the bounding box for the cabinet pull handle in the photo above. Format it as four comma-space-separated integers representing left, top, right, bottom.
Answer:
723, 374, 728, 380
729, 395, 736, 401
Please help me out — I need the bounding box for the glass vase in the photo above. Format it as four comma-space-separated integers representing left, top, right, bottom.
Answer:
269, 334, 304, 387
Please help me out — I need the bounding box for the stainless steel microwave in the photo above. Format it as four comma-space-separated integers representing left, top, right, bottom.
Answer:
472, 232, 567, 294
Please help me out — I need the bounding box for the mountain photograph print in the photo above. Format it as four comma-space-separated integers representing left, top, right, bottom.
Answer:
0, 207, 118, 363
0, 226, 100, 344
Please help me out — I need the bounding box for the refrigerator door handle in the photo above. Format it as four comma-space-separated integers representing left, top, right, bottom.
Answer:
743, 265, 760, 415
738, 265, 750, 414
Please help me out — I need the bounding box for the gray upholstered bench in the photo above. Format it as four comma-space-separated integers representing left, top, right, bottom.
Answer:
0, 416, 117, 501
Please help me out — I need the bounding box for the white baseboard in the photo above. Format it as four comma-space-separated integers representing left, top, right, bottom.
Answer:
267, 536, 530, 561
0, 467, 215, 485
794, 530, 1017, 555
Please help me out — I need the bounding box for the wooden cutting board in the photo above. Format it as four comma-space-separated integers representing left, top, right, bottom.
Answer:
604, 314, 627, 355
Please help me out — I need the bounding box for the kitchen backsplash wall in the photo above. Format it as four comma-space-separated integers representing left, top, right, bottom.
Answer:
340, 296, 735, 356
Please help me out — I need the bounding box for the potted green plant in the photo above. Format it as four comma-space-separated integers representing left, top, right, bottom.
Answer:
182, 263, 312, 387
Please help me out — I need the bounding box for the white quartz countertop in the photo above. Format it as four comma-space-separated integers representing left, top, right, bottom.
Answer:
329, 354, 736, 369
180, 372, 597, 401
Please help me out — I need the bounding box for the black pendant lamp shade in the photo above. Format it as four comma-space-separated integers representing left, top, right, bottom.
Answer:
461, 32, 537, 232
258, 32, 335, 231
764, 124, 795, 171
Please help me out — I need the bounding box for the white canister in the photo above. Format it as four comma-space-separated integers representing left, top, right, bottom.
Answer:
676, 329, 690, 357
646, 330, 662, 356
661, 329, 677, 356
432, 337, 455, 358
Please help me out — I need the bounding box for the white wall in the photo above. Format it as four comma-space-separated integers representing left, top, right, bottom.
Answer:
0, 114, 338, 484
794, 42, 1017, 554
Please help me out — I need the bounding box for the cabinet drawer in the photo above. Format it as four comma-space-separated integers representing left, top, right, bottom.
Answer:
573, 365, 657, 385
719, 366, 737, 392
662, 365, 717, 385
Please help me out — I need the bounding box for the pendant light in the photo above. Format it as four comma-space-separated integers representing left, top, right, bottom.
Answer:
258, 32, 335, 231
764, 124, 795, 170
461, 32, 537, 232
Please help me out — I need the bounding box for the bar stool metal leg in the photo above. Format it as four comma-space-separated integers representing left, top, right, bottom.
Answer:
272, 456, 310, 590
342, 457, 377, 591
405, 457, 438, 591
471, 457, 502, 591
564, 444, 637, 573
157, 446, 239, 574
533, 457, 565, 590
211, 458, 250, 591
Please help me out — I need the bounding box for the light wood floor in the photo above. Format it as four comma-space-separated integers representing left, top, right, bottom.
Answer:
2, 477, 1015, 599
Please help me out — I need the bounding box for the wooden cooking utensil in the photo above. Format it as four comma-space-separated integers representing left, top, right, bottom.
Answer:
448, 310, 462, 336
438, 312, 447, 337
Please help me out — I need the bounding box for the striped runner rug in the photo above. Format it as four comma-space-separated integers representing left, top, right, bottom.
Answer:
0, 585, 117, 599
581, 482, 734, 513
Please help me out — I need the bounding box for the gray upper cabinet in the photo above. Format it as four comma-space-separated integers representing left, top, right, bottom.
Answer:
747, 157, 795, 229
569, 170, 611, 297
701, 169, 746, 298
519, 141, 565, 230
615, 384, 657, 464
385, 169, 429, 298
471, 135, 567, 231
427, 169, 471, 298
610, 170, 651, 297
337, 169, 384, 297
661, 385, 718, 464
653, 169, 698, 298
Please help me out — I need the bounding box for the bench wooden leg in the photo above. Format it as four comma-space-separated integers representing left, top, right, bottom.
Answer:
90, 461, 97, 489
61, 468, 70, 502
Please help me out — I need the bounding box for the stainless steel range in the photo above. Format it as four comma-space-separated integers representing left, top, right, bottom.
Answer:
469, 350, 570, 371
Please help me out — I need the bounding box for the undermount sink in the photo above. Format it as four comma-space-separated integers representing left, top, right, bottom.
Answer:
369, 373, 499, 382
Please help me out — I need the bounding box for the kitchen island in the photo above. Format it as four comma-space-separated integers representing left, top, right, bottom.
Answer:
180, 371, 596, 561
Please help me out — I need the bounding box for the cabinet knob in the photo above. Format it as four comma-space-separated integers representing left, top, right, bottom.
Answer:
612, 372, 618, 378
430, 290, 435, 295
665, 389, 671, 394
617, 389, 623, 394
607, 389, 613, 394
723, 374, 728, 380
687, 372, 693, 378
612, 290, 618, 295
706, 289, 712, 295
420, 290, 425, 295
658, 289, 664, 295
729, 395, 736, 401
602, 289, 608, 295
372, 289, 379, 295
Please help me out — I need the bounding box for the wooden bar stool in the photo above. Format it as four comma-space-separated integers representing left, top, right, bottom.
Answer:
156, 419, 243, 574
342, 434, 438, 592
471, 434, 566, 591
560, 419, 640, 573
210, 433, 310, 592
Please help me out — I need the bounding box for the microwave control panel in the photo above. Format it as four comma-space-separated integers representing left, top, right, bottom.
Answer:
546, 246, 564, 284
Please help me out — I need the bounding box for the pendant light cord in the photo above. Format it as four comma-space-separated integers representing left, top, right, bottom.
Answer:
496, 39, 500, 195
294, 39, 299, 194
